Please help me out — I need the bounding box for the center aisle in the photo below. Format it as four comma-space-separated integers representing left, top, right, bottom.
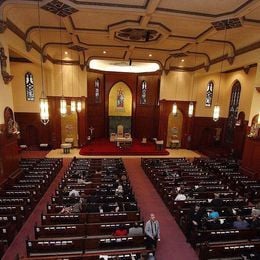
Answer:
123, 158, 198, 260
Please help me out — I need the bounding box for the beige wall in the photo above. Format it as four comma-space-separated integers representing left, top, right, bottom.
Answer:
49, 64, 87, 97
0, 34, 13, 124
194, 67, 256, 119
160, 71, 193, 101
249, 63, 260, 125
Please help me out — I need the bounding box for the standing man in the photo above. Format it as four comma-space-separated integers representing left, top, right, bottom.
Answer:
145, 213, 160, 250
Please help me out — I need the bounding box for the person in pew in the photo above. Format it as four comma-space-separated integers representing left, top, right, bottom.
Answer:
233, 215, 249, 229
208, 208, 220, 220
59, 200, 83, 214
211, 193, 223, 207
128, 222, 144, 236
113, 224, 128, 236
145, 213, 160, 250
77, 174, 92, 185
69, 189, 80, 197
174, 189, 187, 201
250, 214, 260, 229
251, 202, 260, 217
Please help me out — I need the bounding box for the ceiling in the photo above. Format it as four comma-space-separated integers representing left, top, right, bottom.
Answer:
2, 0, 260, 72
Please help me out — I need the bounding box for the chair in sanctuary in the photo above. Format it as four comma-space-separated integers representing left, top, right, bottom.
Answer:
170, 127, 180, 148
117, 125, 124, 138
110, 133, 116, 142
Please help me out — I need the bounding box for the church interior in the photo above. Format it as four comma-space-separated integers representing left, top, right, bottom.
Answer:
0, 0, 260, 259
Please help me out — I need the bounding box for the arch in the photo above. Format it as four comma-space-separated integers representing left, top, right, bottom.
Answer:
167, 109, 183, 147
108, 81, 132, 135
61, 105, 79, 147
225, 80, 241, 143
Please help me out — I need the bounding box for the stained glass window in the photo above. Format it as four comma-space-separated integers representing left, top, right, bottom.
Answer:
140, 80, 147, 104
205, 81, 214, 107
94, 78, 100, 103
25, 72, 35, 101
225, 81, 241, 143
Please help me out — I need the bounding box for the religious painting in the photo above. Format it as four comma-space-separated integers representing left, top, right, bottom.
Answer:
117, 88, 124, 109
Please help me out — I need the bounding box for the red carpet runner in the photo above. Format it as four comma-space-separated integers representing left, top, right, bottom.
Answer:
79, 138, 169, 156
123, 158, 198, 260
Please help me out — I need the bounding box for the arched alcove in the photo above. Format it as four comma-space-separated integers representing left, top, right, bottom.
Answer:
108, 81, 132, 135
167, 109, 183, 147
61, 106, 79, 147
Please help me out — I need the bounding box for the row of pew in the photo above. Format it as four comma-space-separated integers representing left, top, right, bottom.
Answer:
142, 157, 260, 260
0, 158, 62, 257
23, 158, 150, 259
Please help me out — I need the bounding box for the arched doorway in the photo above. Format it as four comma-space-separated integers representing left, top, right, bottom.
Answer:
167, 109, 183, 147
108, 82, 132, 135
61, 105, 79, 147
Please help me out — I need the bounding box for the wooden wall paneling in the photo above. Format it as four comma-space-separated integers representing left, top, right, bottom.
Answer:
241, 137, 260, 178
77, 97, 87, 147
232, 121, 248, 159
0, 125, 19, 183
48, 96, 61, 149
135, 74, 160, 139
15, 112, 51, 147
191, 116, 227, 150
158, 100, 194, 148
87, 72, 105, 138
104, 72, 137, 138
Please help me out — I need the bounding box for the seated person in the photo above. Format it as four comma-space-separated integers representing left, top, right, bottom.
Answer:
128, 222, 143, 236
251, 215, 260, 228
174, 189, 187, 201
113, 224, 128, 236
115, 185, 124, 199
211, 193, 223, 207
77, 174, 92, 185
69, 189, 80, 197
233, 215, 249, 230
189, 204, 206, 228
252, 202, 260, 217
60, 201, 83, 214
208, 209, 220, 220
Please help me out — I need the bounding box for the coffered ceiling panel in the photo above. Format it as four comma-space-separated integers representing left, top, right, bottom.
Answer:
1, 0, 260, 72
157, 0, 248, 16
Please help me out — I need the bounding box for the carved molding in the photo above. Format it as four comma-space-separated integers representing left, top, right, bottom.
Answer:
25, 41, 33, 52
0, 20, 7, 33
227, 56, 235, 65
0, 47, 14, 84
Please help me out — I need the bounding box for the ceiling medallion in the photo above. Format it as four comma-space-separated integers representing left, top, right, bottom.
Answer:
115, 28, 160, 42
212, 18, 242, 31
41, 0, 78, 17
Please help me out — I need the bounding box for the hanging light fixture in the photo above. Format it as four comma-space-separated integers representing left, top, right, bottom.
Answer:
213, 28, 227, 122
38, 0, 49, 125
172, 73, 178, 116
188, 46, 198, 118
76, 64, 82, 112
59, 16, 66, 116
70, 49, 76, 112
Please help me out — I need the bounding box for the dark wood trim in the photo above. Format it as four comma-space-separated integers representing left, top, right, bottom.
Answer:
9, 57, 32, 63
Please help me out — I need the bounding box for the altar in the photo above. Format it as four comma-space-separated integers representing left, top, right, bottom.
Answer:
114, 136, 133, 148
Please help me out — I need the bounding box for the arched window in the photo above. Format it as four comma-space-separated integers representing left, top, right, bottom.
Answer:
205, 81, 214, 107
94, 78, 100, 103
140, 80, 147, 104
225, 80, 241, 143
25, 72, 35, 101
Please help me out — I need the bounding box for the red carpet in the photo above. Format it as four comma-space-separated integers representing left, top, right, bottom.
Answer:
79, 138, 169, 156
123, 158, 198, 260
